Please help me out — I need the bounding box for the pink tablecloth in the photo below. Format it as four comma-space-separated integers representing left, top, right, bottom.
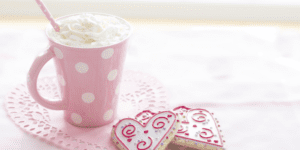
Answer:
1, 26, 300, 149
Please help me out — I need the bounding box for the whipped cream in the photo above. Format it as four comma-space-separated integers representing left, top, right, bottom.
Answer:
47, 13, 131, 48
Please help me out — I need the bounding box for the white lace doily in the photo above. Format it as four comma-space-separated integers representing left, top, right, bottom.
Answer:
4, 70, 169, 150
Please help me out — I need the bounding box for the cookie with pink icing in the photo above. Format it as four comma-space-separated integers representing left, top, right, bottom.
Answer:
135, 110, 157, 125
173, 106, 225, 150
134, 106, 226, 150
111, 111, 181, 150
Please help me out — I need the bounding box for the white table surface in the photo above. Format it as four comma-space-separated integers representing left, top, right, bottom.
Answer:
1, 25, 300, 149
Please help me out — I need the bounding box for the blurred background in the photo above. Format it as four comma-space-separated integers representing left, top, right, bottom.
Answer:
2, 0, 300, 21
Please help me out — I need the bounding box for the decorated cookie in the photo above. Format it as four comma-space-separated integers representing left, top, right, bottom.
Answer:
111, 111, 181, 150
134, 106, 225, 150
135, 110, 157, 124
173, 106, 225, 150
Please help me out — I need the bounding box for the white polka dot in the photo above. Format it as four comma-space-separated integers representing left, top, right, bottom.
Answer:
81, 93, 95, 103
103, 109, 113, 121
57, 74, 66, 86
107, 69, 118, 81
54, 47, 63, 59
75, 62, 89, 73
71, 113, 82, 124
115, 84, 120, 95
101, 48, 114, 59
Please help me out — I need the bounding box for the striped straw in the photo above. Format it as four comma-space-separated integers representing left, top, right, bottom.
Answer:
35, 0, 60, 32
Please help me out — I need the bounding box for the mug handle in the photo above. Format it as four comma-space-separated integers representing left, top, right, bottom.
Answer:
27, 45, 67, 110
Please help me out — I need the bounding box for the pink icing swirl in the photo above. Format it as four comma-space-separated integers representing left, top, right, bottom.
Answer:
177, 125, 188, 133
142, 117, 150, 121
152, 117, 169, 129
200, 128, 214, 139
137, 137, 153, 150
192, 112, 207, 122
122, 125, 136, 138
173, 106, 191, 111
135, 110, 156, 118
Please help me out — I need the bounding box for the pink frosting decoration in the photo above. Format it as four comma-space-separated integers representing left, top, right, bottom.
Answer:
182, 120, 190, 124
137, 137, 153, 150
152, 117, 169, 129
173, 106, 191, 111
200, 128, 214, 139
113, 111, 176, 150
122, 125, 136, 138
192, 112, 207, 122
142, 117, 150, 121
173, 107, 224, 148
177, 125, 188, 133
135, 110, 157, 118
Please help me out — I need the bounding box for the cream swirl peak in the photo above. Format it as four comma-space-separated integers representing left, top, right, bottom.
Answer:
47, 13, 131, 48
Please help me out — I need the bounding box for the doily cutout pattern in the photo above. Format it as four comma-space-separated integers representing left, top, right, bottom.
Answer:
4, 70, 169, 150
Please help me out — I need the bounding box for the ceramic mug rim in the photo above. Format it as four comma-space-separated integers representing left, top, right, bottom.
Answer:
45, 12, 133, 49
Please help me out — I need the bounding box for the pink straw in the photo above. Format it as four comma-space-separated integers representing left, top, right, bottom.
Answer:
35, 0, 60, 32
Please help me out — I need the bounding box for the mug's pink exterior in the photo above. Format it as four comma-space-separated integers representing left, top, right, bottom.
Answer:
27, 13, 131, 127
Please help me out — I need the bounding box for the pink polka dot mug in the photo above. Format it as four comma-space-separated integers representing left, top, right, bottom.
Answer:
27, 12, 132, 127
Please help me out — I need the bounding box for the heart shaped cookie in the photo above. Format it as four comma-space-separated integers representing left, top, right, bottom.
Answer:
173, 106, 225, 150
134, 106, 225, 150
111, 111, 180, 150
